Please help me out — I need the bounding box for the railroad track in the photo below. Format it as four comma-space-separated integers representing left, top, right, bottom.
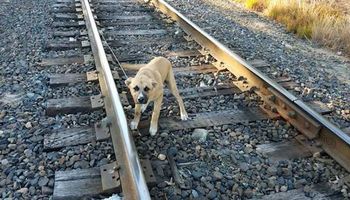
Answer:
41, 0, 350, 199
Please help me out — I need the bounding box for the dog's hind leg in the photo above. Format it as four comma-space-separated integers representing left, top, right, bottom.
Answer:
130, 104, 141, 130
166, 70, 188, 121
149, 96, 163, 136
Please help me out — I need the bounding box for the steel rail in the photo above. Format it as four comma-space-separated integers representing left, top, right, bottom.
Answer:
81, 0, 151, 199
150, 0, 350, 171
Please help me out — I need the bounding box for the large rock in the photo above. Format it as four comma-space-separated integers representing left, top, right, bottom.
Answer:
191, 129, 208, 142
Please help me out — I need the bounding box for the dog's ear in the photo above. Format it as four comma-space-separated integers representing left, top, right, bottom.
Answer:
125, 77, 133, 86
151, 81, 157, 88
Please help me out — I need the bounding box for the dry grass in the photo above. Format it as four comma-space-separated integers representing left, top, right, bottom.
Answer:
232, 0, 350, 55
312, 16, 350, 54
245, 0, 268, 12
265, 0, 314, 38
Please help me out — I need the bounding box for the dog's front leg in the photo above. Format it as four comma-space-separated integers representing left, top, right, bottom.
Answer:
149, 96, 163, 136
141, 102, 149, 113
130, 104, 141, 130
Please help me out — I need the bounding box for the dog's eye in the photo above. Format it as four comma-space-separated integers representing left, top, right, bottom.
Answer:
133, 86, 139, 91
144, 86, 149, 92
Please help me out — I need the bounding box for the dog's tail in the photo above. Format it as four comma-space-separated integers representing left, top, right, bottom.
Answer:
121, 63, 145, 71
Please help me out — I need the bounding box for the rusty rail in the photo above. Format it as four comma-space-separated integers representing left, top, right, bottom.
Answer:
150, 0, 350, 171
81, 0, 151, 199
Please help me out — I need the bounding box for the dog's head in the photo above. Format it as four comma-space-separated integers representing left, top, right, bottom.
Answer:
125, 76, 157, 104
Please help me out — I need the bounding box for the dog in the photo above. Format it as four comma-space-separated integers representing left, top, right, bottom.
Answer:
125, 57, 188, 136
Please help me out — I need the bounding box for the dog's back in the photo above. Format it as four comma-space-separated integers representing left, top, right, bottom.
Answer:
142, 57, 171, 82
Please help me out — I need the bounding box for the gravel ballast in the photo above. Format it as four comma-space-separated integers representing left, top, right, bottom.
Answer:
166, 0, 350, 130
1, 0, 349, 199
0, 0, 113, 199
128, 0, 350, 199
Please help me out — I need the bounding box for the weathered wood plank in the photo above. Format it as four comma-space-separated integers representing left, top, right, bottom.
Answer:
53, 30, 83, 37
256, 183, 342, 200
94, 0, 138, 3
38, 54, 145, 66
110, 54, 150, 62
182, 87, 239, 99
121, 63, 145, 70
54, 13, 82, 20
59, 0, 133, 3
46, 96, 98, 116
53, 21, 85, 28
56, 0, 78, 3
173, 64, 217, 74
127, 84, 240, 106
48, 71, 119, 86
105, 29, 167, 36
95, 6, 151, 12
51, 7, 81, 13
96, 15, 152, 21
49, 73, 86, 86
52, 3, 77, 8
167, 84, 240, 100
139, 107, 269, 131
44, 127, 95, 150
166, 50, 202, 58
38, 56, 88, 66
53, 159, 156, 199
101, 20, 160, 27
104, 37, 177, 47
53, 168, 104, 200
55, 168, 100, 182
122, 64, 217, 75
256, 139, 313, 162
46, 94, 128, 116
45, 41, 82, 50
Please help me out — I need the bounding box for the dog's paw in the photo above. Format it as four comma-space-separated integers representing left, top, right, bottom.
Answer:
149, 126, 158, 136
130, 120, 138, 130
180, 112, 189, 121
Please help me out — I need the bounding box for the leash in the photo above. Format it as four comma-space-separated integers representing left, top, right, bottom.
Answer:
100, 31, 129, 79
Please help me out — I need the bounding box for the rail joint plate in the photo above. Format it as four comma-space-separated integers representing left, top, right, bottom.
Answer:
90, 94, 104, 108
81, 40, 90, 47
95, 117, 110, 141
100, 162, 121, 193
86, 70, 99, 81
141, 159, 157, 186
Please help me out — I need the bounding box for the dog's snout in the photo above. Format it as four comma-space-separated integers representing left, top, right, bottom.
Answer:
137, 93, 147, 104
138, 96, 146, 103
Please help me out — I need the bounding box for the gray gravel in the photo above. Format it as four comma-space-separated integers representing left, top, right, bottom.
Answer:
135, 122, 349, 199
126, 56, 349, 199
0, 0, 113, 199
2, 0, 348, 199
166, 0, 350, 130
0, 0, 54, 198
125, 1, 350, 199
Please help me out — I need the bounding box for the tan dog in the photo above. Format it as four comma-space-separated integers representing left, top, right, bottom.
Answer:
125, 57, 188, 136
